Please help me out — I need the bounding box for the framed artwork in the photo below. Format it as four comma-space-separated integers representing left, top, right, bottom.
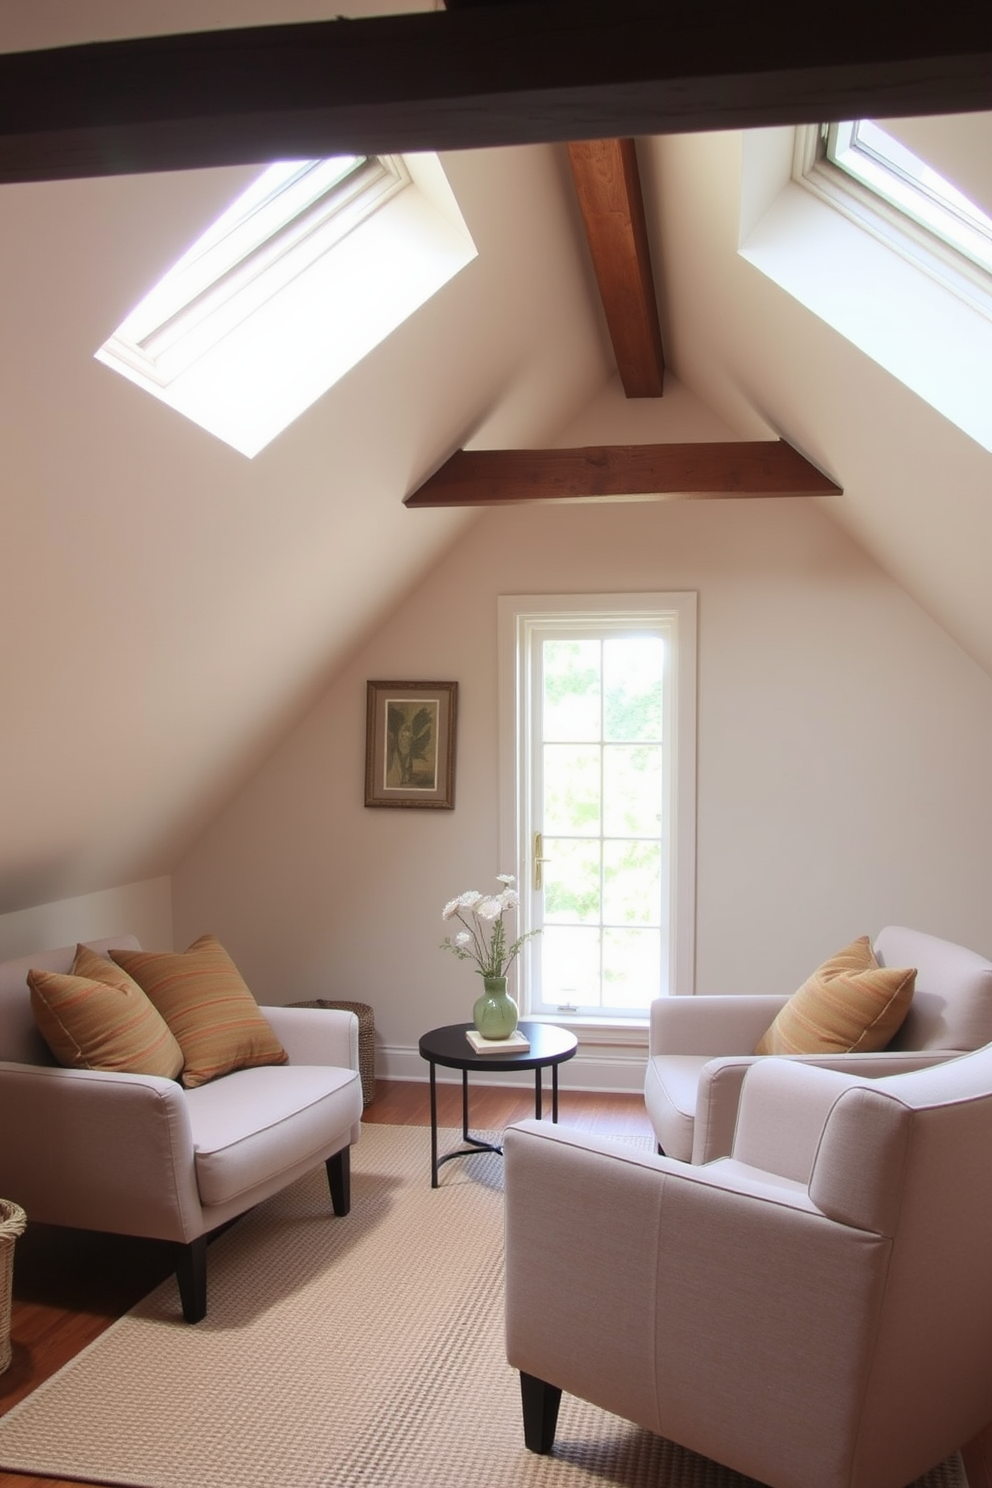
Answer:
364, 680, 458, 809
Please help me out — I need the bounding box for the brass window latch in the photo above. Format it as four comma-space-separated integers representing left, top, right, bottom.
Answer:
533, 832, 551, 891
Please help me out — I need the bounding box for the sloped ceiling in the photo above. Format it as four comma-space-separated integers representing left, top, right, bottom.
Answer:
635, 127, 992, 675
1, 1, 990, 914
0, 0, 616, 911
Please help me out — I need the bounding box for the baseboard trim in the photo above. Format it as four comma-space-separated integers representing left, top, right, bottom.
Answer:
377, 1043, 647, 1094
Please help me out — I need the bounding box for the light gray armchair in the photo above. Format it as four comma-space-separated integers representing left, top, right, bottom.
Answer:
505, 1044, 992, 1488
0, 937, 363, 1322
645, 924, 992, 1162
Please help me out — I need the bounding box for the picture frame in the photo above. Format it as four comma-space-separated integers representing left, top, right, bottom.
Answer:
364, 681, 458, 809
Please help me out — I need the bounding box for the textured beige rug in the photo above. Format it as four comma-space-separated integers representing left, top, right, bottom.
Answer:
0, 1124, 967, 1488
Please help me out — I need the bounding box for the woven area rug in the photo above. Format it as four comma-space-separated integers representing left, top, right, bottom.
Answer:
0, 1124, 967, 1488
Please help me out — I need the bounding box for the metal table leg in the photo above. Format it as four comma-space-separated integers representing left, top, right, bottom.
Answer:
431, 1065, 504, 1182
429, 1059, 439, 1188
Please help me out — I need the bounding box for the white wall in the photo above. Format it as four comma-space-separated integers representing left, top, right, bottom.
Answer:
172, 478, 992, 1090
0, 876, 173, 961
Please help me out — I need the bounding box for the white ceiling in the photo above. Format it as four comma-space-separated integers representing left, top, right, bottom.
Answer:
1, 2, 990, 913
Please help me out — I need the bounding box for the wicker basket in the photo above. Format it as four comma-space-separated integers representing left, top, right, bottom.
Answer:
288, 1000, 376, 1107
0, 1198, 26, 1375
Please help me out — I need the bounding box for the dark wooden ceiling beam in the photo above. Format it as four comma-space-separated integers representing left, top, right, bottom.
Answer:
405, 441, 841, 507
567, 138, 665, 399
0, 0, 989, 183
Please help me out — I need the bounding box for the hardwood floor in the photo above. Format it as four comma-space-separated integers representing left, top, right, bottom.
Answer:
0, 1080, 651, 1488
365, 1074, 654, 1137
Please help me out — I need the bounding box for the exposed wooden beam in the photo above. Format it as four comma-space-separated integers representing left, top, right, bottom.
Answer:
0, 1, 989, 183
450, 0, 665, 405
567, 138, 665, 398
404, 441, 841, 507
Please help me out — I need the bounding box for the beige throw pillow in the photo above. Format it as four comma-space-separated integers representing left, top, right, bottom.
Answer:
755, 935, 916, 1056
111, 934, 287, 1089
28, 945, 184, 1079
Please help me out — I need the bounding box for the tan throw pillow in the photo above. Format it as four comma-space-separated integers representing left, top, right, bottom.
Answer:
28, 947, 184, 1079
111, 934, 287, 1089
72, 943, 151, 998
755, 935, 916, 1056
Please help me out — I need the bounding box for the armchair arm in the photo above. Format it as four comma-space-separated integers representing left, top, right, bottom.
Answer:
0, 1061, 203, 1242
730, 1060, 863, 1181
261, 1006, 358, 1071
504, 1122, 674, 1434
649, 994, 789, 1056
692, 1048, 964, 1165
504, 1119, 891, 1484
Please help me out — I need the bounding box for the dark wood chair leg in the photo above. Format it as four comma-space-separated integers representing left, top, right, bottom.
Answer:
520, 1371, 562, 1453
174, 1236, 207, 1323
326, 1147, 351, 1216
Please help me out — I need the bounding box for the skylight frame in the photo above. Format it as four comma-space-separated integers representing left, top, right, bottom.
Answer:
94, 150, 478, 459
100, 153, 412, 389
794, 121, 992, 321
827, 121, 992, 272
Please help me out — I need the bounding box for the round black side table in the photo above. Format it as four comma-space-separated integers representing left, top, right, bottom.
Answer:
418, 1021, 578, 1187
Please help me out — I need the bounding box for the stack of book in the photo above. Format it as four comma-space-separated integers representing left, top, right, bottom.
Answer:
465, 1028, 530, 1054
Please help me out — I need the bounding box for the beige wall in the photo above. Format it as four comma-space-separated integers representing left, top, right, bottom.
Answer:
0, 876, 173, 961
171, 492, 992, 1088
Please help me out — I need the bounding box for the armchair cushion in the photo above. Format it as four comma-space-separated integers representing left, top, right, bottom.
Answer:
27, 949, 184, 1080
111, 934, 287, 1089
185, 1064, 360, 1206
754, 934, 915, 1056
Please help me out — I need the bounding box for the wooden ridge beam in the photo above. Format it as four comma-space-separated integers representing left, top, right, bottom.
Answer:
404, 441, 841, 507
0, 1, 989, 182
567, 139, 665, 399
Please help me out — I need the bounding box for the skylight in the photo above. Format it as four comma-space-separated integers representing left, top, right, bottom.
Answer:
736, 118, 992, 453
96, 152, 477, 457
824, 121, 992, 277
793, 119, 992, 319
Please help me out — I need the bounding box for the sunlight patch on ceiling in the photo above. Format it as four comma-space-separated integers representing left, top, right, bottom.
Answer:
96, 153, 478, 458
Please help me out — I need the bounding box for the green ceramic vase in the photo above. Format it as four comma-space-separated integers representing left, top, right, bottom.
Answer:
472, 975, 519, 1040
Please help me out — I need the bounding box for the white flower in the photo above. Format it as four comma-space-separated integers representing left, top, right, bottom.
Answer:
439, 874, 539, 977
442, 889, 482, 920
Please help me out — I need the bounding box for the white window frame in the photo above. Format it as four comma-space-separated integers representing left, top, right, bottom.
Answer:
794, 121, 992, 321
826, 121, 992, 274
99, 154, 409, 389
94, 151, 477, 458
498, 592, 697, 1025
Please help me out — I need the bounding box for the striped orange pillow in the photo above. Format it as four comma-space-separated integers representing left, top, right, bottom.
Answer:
110, 934, 287, 1089
73, 943, 150, 998
28, 948, 184, 1079
755, 935, 916, 1056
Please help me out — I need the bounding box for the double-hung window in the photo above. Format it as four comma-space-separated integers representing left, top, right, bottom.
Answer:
499, 593, 696, 1021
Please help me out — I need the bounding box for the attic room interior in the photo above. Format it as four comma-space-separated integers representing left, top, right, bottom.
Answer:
1, 3, 992, 1487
